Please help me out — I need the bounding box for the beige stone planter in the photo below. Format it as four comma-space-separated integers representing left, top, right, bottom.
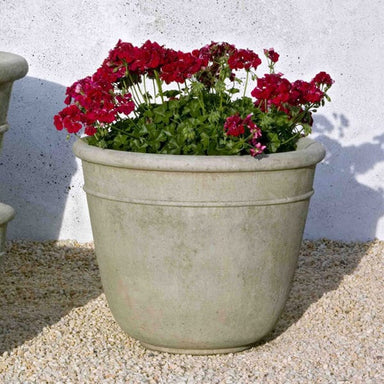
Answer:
73, 137, 325, 354
0, 52, 28, 255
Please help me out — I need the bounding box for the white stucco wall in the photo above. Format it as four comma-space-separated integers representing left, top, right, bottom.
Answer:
0, 0, 383, 242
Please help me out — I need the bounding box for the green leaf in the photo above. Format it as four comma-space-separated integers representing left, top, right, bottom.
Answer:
301, 123, 312, 136
267, 132, 281, 153
163, 90, 181, 98
208, 111, 221, 124
113, 134, 129, 150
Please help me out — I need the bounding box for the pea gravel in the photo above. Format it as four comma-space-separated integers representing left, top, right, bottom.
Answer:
0, 239, 383, 383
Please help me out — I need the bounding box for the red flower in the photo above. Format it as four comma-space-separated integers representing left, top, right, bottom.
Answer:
264, 48, 279, 63
228, 49, 261, 71
252, 73, 325, 112
54, 114, 64, 131
194, 42, 238, 88
116, 94, 135, 115
108, 40, 138, 64
84, 125, 97, 136
224, 113, 262, 139
206, 42, 236, 61
54, 105, 83, 134
93, 64, 123, 85
291, 80, 323, 104
242, 114, 266, 156
312, 71, 334, 86
251, 73, 291, 111
55, 64, 135, 136
160, 51, 206, 84
129, 40, 168, 74
105, 40, 171, 78
250, 143, 266, 157
224, 114, 245, 136
243, 114, 259, 133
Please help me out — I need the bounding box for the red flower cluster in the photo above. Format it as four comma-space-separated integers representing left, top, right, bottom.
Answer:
244, 114, 266, 156
251, 71, 331, 113
290, 80, 324, 104
161, 51, 208, 84
195, 42, 261, 88
54, 40, 269, 136
200, 42, 236, 61
200, 42, 261, 71
224, 114, 266, 156
228, 48, 262, 71
54, 40, 333, 152
106, 40, 208, 84
224, 114, 245, 136
312, 71, 334, 86
54, 105, 82, 134
54, 74, 135, 135
107, 40, 168, 77
264, 48, 279, 63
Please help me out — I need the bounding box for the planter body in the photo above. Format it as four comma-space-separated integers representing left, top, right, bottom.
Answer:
74, 138, 325, 354
0, 52, 28, 255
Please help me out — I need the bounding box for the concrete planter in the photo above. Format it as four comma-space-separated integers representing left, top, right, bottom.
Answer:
73, 137, 325, 354
0, 52, 28, 255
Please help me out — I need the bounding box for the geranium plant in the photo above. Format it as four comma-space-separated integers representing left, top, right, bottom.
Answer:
54, 40, 333, 156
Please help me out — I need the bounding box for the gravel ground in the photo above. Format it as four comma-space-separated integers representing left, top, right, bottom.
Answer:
0, 239, 383, 383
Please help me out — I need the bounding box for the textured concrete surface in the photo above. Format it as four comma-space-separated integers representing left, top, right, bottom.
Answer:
0, 0, 383, 241
73, 138, 324, 353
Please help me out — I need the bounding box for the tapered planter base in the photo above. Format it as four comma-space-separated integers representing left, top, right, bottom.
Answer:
140, 342, 252, 355
0, 202, 15, 256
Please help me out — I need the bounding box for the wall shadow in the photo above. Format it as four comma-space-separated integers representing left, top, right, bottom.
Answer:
0, 240, 102, 354
0, 76, 77, 240
263, 113, 384, 343
305, 113, 384, 241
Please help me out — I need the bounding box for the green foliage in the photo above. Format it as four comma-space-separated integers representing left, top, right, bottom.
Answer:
90, 93, 251, 155
89, 89, 310, 156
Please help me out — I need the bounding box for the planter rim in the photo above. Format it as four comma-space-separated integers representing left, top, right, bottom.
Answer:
0, 202, 15, 225
73, 137, 325, 172
0, 52, 29, 84
0, 124, 8, 134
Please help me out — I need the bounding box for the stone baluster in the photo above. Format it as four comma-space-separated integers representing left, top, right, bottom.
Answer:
0, 52, 28, 256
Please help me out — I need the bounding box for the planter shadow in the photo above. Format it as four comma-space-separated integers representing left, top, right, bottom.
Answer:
263, 239, 372, 343
0, 77, 78, 241
70, 109, 384, 353
261, 113, 384, 343
0, 241, 102, 354
0, 238, 372, 355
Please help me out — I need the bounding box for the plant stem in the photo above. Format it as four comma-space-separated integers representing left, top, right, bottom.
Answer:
154, 70, 164, 103
126, 74, 143, 106
198, 90, 206, 115
184, 80, 191, 96
152, 78, 157, 102
289, 104, 313, 129
125, 83, 140, 107
280, 131, 302, 146
243, 70, 250, 97
142, 74, 149, 105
